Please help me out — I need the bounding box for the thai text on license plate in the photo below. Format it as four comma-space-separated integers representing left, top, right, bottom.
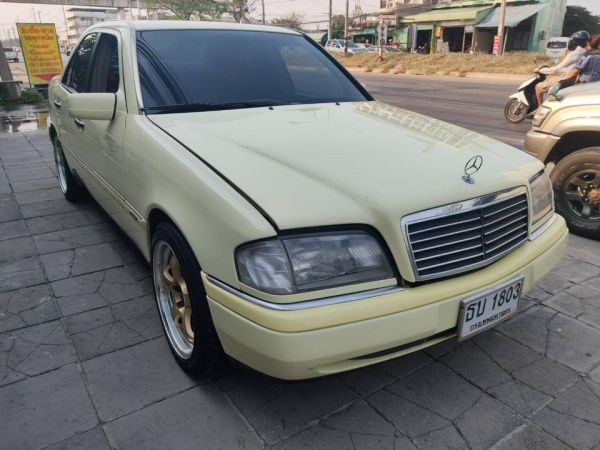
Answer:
458, 277, 523, 340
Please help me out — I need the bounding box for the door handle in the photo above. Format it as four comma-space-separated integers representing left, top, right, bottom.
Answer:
74, 118, 85, 130
53, 99, 62, 110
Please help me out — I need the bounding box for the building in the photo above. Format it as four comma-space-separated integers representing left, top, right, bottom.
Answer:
64, 7, 119, 46
361, 0, 567, 53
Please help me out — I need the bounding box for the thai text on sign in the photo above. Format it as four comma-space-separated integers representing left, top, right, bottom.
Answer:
17, 23, 63, 85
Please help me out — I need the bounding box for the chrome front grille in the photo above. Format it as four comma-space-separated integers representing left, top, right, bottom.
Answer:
403, 188, 529, 281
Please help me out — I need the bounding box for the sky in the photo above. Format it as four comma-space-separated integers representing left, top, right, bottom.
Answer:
0, 0, 598, 39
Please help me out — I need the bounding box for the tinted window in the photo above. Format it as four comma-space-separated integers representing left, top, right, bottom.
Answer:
88, 34, 119, 93
547, 41, 567, 49
136, 30, 367, 110
63, 33, 98, 92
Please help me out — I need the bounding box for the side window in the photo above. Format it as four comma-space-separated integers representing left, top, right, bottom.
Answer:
88, 34, 120, 93
62, 33, 98, 92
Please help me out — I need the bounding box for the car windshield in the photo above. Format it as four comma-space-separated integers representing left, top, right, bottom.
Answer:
136, 29, 368, 112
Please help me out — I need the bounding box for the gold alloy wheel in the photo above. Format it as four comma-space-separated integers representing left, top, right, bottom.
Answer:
153, 240, 194, 359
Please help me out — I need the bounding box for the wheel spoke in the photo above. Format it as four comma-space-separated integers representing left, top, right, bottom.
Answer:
565, 191, 584, 203
183, 304, 194, 340
569, 176, 589, 189
170, 301, 183, 323
582, 203, 592, 219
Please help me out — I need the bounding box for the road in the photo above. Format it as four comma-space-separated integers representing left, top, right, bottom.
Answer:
355, 72, 531, 148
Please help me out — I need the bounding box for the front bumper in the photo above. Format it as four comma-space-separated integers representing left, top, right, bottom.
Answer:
205, 215, 569, 380
524, 129, 561, 163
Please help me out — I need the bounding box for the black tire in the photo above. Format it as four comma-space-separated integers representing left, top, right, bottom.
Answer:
151, 222, 228, 379
52, 135, 86, 202
551, 147, 600, 240
504, 99, 527, 124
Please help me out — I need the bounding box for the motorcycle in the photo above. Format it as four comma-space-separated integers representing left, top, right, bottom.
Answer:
504, 62, 548, 124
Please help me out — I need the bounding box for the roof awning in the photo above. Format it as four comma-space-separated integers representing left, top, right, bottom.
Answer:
401, 6, 493, 25
475, 3, 548, 28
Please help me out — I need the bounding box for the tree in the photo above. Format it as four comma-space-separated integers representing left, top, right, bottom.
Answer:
270, 13, 303, 31
563, 6, 600, 36
143, 0, 226, 20
330, 15, 345, 39
225, 0, 255, 23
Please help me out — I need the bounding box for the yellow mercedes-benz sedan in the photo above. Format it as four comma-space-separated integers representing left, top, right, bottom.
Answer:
48, 21, 568, 380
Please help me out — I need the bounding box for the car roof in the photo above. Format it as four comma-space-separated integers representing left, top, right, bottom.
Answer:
93, 20, 300, 36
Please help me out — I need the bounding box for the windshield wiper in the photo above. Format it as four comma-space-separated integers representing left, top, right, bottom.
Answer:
142, 99, 289, 114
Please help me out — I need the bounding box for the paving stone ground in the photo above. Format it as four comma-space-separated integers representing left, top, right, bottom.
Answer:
1, 130, 600, 450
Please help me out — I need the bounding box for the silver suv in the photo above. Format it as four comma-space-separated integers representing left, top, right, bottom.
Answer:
524, 83, 600, 239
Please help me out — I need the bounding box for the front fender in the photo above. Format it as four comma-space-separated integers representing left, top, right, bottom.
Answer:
509, 92, 528, 106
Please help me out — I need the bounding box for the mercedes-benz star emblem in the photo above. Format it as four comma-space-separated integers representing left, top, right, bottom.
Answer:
462, 155, 483, 184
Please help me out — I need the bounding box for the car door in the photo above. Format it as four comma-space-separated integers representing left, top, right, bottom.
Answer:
77, 31, 139, 239
53, 32, 98, 163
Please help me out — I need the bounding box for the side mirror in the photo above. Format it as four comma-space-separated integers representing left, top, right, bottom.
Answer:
66, 93, 116, 121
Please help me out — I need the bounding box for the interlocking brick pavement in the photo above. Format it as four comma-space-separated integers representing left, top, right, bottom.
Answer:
1, 130, 600, 450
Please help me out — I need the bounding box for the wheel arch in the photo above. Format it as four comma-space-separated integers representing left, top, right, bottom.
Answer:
48, 123, 57, 142
546, 131, 600, 163
147, 207, 180, 250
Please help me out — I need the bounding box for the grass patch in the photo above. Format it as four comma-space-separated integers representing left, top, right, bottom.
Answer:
335, 52, 552, 76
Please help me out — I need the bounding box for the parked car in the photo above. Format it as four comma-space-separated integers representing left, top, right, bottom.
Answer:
545, 37, 570, 62
525, 82, 600, 239
48, 21, 567, 380
367, 45, 401, 53
324, 39, 366, 54
3, 47, 18, 62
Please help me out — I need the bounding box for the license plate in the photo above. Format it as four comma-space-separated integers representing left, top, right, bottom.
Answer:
458, 277, 523, 340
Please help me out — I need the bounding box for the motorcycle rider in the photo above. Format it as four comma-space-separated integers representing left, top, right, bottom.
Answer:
549, 34, 600, 94
534, 30, 590, 109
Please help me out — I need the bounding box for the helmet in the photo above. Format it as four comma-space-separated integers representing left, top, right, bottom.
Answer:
568, 30, 591, 50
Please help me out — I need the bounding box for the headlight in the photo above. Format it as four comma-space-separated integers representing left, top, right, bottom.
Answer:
532, 106, 551, 127
529, 171, 554, 227
236, 231, 394, 294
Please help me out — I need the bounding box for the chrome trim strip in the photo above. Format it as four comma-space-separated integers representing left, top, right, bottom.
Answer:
529, 214, 557, 241
401, 186, 529, 282
206, 276, 404, 311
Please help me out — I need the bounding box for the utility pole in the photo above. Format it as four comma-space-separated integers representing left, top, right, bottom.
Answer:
328, 0, 332, 40
344, 0, 349, 54
497, 0, 507, 55
261, 0, 265, 24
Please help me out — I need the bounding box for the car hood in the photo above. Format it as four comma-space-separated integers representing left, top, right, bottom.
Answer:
149, 101, 541, 236
556, 82, 600, 104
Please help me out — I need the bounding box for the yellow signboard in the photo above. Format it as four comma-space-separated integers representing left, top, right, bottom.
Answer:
17, 23, 63, 85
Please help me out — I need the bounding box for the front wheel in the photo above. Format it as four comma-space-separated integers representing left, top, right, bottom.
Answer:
151, 222, 227, 378
551, 147, 600, 240
504, 99, 527, 123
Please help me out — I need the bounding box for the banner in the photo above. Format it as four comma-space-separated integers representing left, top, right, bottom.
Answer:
16, 23, 63, 85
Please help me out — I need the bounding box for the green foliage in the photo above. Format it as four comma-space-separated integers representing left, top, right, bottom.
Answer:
563, 6, 600, 36
330, 15, 345, 39
143, 0, 226, 20
226, 0, 255, 23
271, 13, 303, 31
20, 88, 44, 104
